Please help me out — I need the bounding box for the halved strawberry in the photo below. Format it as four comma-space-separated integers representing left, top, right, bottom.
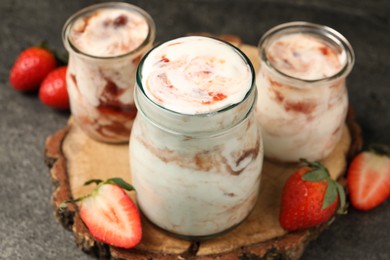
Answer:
60, 178, 142, 248
347, 145, 390, 211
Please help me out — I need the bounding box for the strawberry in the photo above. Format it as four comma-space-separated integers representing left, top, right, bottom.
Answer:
347, 144, 390, 211
10, 46, 57, 92
39, 66, 69, 110
279, 159, 346, 231
60, 178, 142, 249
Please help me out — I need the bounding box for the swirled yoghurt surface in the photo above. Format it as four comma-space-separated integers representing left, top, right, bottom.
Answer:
140, 36, 252, 115
266, 33, 346, 80
69, 8, 149, 57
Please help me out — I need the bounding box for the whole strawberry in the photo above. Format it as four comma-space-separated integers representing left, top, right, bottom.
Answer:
60, 178, 142, 249
10, 46, 57, 92
279, 159, 346, 231
39, 66, 69, 110
347, 144, 390, 211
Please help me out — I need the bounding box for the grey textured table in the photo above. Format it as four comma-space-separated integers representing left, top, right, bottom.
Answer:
1, 0, 389, 259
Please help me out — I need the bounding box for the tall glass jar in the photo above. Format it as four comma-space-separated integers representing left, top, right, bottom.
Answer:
130, 36, 263, 239
255, 22, 354, 162
62, 2, 155, 143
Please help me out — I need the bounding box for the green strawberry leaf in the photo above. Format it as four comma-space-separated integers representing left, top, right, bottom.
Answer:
335, 182, 347, 214
302, 168, 329, 182
107, 177, 135, 191
300, 159, 330, 182
322, 181, 338, 210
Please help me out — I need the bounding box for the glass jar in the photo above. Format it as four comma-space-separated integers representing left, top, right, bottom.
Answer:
62, 2, 155, 143
255, 22, 354, 162
130, 36, 263, 239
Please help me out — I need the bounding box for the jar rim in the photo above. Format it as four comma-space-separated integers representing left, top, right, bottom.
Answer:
258, 21, 355, 84
62, 2, 156, 60
135, 35, 256, 117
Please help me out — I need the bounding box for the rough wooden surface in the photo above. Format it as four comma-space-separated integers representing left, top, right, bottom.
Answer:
44, 38, 362, 260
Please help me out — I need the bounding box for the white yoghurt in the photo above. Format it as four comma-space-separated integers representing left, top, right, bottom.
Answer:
69, 9, 149, 57
140, 36, 252, 114
266, 33, 345, 80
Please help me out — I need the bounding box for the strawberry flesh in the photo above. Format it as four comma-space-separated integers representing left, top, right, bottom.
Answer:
347, 149, 390, 211
79, 184, 142, 248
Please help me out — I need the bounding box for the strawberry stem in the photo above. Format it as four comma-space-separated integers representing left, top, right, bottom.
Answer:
58, 177, 135, 213
84, 179, 103, 186
300, 158, 320, 168
58, 195, 89, 213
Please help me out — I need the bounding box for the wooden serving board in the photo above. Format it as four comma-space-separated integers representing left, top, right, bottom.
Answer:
44, 35, 362, 260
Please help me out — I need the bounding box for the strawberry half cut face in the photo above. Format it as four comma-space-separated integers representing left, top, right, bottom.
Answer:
347, 145, 390, 211
59, 178, 142, 249
79, 184, 142, 248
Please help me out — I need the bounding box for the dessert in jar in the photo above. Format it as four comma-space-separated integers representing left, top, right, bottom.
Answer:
130, 36, 263, 238
255, 22, 354, 162
62, 2, 155, 143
